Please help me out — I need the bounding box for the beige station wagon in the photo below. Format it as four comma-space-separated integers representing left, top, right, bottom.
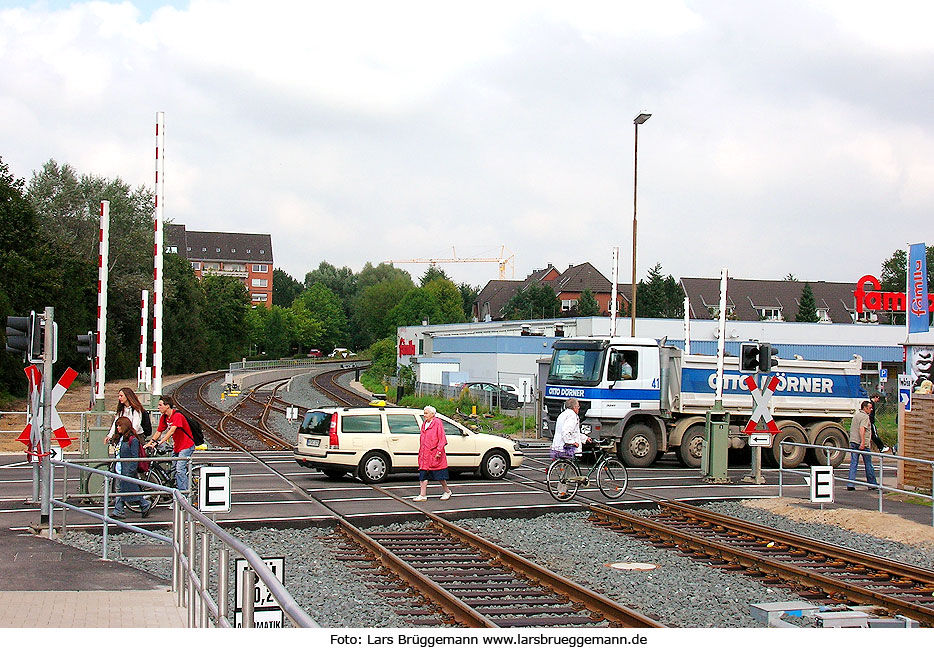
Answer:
293, 406, 524, 483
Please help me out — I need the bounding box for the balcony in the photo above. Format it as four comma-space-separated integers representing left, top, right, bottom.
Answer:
202, 268, 248, 278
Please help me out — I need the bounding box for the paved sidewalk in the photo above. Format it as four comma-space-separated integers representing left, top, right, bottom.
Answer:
0, 590, 186, 627
0, 525, 188, 627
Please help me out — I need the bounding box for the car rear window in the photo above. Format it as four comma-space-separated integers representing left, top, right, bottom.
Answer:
341, 415, 382, 433
299, 411, 331, 435
386, 414, 420, 434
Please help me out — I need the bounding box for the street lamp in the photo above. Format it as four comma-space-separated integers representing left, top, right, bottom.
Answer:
631, 111, 651, 337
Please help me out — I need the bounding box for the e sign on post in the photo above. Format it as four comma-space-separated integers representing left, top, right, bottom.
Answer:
810, 466, 834, 503
198, 466, 230, 513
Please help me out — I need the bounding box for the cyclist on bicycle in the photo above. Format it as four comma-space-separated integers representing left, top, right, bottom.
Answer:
146, 396, 196, 492
550, 398, 591, 460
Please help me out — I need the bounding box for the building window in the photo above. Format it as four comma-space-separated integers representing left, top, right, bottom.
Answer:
201, 247, 207, 252
203, 262, 220, 271
760, 308, 783, 321
253, 264, 268, 273
251, 278, 268, 287
851, 311, 878, 323
186, 247, 191, 252
216, 248, 221, 253
231, 248, 236, 253
561, 299, 578, 311
191, 262, 202, 271
260, 249, 265, 255
246, 249, 251, 254
817, 308, 831, 323
251, 293, 267, 303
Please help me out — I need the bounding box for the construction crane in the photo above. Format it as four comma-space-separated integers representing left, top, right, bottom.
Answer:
386, 246, 515, 280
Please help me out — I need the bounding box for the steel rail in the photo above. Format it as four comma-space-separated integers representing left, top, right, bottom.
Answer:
589, 502, 934, 625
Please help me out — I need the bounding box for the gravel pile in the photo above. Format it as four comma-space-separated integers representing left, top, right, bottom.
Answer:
700, 501, 934, 569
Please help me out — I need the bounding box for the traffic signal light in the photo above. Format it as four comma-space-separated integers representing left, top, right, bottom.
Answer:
758, 343, 779, 372
76, 331, 96, 360
4, 311, 40, 359
739, 342, 760, 372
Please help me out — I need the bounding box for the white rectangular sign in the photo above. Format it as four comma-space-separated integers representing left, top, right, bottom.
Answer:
198, 466, 230, 513
235, 557, 285, 628
748, 433, 772, 447
899, 374, 913, 412
810, 466, 835, 503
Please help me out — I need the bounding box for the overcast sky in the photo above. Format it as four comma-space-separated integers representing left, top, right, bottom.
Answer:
2, 1, 932, 289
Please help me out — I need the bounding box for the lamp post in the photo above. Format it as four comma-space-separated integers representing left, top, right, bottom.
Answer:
631, 111, 651, 337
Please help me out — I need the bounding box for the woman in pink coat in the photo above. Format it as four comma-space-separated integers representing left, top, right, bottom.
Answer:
413, 405, 452, 501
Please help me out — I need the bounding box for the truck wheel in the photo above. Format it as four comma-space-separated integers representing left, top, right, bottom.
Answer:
767, 422, 807, 468
619, 424, 658, 468
807, 423, 848, 467
677, 423, 706, 468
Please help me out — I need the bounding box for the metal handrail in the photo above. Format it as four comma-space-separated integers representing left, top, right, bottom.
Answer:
777, 441, 934, 526
49, 458, 318, 628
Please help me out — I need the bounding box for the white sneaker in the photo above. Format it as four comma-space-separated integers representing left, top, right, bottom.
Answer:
412, 495, 427, 502
882, 446, 891, 453
440, 491, 453, 501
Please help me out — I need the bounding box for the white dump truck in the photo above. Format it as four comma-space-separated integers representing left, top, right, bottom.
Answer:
542, 336, 867, 468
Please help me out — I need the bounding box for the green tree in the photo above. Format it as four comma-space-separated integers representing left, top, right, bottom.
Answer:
288, 300, 324, 354
162, 254, 208, 373
272, 268, 303, 307
636, 263, 683, 318
419, 266, 450, 286
424, 277, 465, 323
352, 270, 415, 348
201, 274, 251, 366
458, 282, 480, 321
502, 284, 561, 320
577, 289, 600, 317
794, 282, 819, 322
386, 288, 442, 329
304, 261, 358, 306
295, 283, 346, 351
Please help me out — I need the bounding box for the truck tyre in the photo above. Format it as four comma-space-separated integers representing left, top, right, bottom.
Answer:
677, 423, 706, 468
619, 424, 658, 468
767, 421, 807, 468
807, 422, 848, 467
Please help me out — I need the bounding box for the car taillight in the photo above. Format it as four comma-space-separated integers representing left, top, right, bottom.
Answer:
328, 412, 339, 448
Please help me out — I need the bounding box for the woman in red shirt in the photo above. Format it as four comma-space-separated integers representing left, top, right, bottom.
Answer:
413, 405, 452, 502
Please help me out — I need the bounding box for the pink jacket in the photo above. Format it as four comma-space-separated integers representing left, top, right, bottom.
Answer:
418, 416, 448, 471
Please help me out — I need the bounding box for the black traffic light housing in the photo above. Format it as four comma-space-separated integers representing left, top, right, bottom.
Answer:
739, 342, 760, 372
5, 311, 41, 359
76, 331, 96, 360
758, 343, 779, 372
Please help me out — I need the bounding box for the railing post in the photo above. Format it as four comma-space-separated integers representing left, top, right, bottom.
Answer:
242, 567, 255, 628
218, 546, 229, 624
878, 451, 884, 513
201, 529, 210, 628
174, 501, 182, 604
778, 442, 784, 497
102, 476, 110, 560
188, 512, 196, 627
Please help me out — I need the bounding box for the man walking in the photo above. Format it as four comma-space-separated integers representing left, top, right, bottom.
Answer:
847, 400, 878, 491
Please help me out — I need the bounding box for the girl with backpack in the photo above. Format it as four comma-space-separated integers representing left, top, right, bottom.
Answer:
112, 416, 152, 519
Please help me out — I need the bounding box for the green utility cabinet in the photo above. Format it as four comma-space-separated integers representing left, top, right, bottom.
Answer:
702, 402, 730, 481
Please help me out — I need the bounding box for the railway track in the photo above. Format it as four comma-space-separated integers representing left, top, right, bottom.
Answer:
588, 499, 934, 625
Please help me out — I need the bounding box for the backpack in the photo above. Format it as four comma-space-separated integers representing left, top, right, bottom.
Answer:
133, 435, 150, 473
186, 415, 205, 446
140, 410, 153, 440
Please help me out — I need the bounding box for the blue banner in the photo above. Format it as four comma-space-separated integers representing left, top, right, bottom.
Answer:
680, 368, 865, 399
908, 242, 929, 334
544, 385, 660, 401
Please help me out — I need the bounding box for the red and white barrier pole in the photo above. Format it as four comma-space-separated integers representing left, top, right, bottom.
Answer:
152, 111, 164, 402
138, 290, 149, 391
95, 200, 110, 405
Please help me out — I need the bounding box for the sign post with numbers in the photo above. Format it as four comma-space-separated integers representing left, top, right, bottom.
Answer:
235, 557, 285, 628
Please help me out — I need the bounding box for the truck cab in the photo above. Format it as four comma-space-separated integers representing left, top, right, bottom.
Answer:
544, 337, 663, 467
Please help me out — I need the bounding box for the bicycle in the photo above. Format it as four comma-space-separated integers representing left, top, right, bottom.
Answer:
82, 444, 200, 512
545, 439, 629, 501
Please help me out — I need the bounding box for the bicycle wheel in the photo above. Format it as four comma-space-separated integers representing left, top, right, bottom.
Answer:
81, 462, 112, 499
127, 464, 169, 513
596, 458, 629, 500
546, 459, 580, 502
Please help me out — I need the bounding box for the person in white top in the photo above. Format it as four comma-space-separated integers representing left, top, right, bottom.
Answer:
106, 387, 145, 442
550, 398, 590, 460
